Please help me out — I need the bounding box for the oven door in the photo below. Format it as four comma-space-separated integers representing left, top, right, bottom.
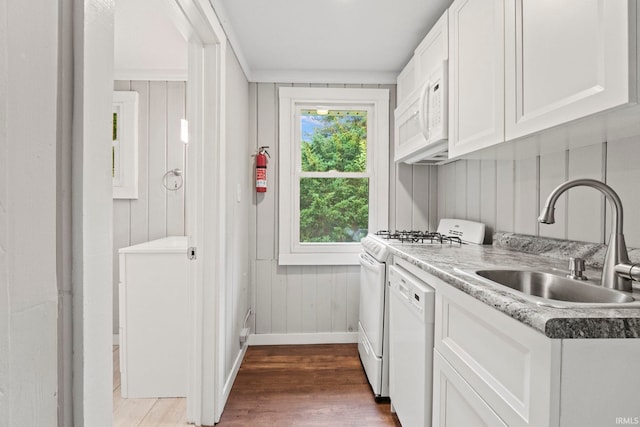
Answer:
358, 252, 386, 356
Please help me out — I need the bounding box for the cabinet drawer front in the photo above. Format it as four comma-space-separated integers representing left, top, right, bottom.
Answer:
433, 350, 507, 427
435, 286, 560, 427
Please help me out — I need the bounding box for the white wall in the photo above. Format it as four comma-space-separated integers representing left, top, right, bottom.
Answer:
249, 82, 432, 336
437, 137, 640, 247
114, 0, 188, 80
112, 80, 187, 334
223, 48, 251, 380
0, 1, 60, 425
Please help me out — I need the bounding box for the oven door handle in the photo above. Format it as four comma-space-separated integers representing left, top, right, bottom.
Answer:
359, 252, 385, 273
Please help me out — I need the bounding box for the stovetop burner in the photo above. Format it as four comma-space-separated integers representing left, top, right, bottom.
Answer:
374, 230, 463, 246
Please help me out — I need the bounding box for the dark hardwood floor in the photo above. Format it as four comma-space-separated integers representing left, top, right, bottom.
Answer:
217, 344, 401, 426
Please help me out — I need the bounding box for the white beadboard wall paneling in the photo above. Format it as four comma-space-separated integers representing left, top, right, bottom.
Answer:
255, 83, 278, 260
514, 157, 539, 236
148, 81, 169, 240
255, 260, 272, 334
250, 82, 403, 337
454, 161, 467, 219
479, 159, 497, 242
567, 143, 605, 243
166, 81, 186, 236
465, 160, 481, 222
286, 266, 304, 334
270, 261, 287, 334
395, 163, 414, 230
435, 141, 640, 248
412, 167, 430, 230
607, 137, 640, 248
248, 82, 258, 334
112, 80, 187, 334
539, 150, 568, 240
301, 266, 318, 333
346, 267, 360, 333
129, 81, 151, 245
495, 160, 516, 233
444, 162, 457, 218
315, 266, 333, 333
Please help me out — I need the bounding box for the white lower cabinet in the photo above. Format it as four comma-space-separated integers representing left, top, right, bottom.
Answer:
428, 273, 640, 427
432, 351, 507, 427
119, 236, 189, 398
433, 281, 559, 427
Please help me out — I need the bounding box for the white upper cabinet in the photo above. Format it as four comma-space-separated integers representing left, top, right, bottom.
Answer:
414, 11, 449, 90
505, 0, 634, 140
448, 0, 505, 158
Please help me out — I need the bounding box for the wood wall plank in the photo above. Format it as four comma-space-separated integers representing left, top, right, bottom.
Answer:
331, 266, 348, 332
568, 143, 605, 243
346, 267, 360, 333
454, 160, 467, 219
514, 157, 538, 236
255, 83, 277, 260
466, 160, 481, 222
412, 166, 430, 230
270, 260, 287, 333
301, 266, 318, 333
539, 151, 568, 239
607, 137, 640, 247
148, 81, 168, 240
166, 81, 186, 236
255, 260, 272, 334
496, 160, 515, 232
129, 81, 151, 245
395, 163, 413, 229
286, 266, 303, 333
315, 267, 333, 333
479, 159, 496, 240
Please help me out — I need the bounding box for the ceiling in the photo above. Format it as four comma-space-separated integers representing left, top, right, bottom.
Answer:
209, 0, 452, 84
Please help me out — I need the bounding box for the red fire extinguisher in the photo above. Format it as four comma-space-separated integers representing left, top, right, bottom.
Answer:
256, 146, 270, 193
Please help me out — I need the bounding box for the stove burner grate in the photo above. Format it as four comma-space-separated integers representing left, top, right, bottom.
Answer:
374, 230, 463, 246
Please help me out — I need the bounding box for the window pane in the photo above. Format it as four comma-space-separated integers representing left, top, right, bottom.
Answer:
299, 177, 369, 243
113, 112, 118, 140
300, 109, 367, 172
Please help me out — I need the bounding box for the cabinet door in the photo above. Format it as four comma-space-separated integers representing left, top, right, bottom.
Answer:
448, 0, 505, 158
415, 10, 449, 88
505, 0, 634, 140
432, 351, 508, 427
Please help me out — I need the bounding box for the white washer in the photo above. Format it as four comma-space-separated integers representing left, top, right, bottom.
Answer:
388, 263, 435, 427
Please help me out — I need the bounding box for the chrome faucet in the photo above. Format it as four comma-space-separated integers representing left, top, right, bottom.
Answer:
538, 178, 637, 292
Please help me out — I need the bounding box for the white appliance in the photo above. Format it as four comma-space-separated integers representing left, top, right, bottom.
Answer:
358, 240, 392, 401
388, 263, 435, 427
358, 219, 485, 402
394, 61, 448, 164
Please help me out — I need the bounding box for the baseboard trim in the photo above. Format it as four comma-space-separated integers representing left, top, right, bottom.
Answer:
247, 332, 358, 346
113, 334, 119, 346
222, 345, 248, 409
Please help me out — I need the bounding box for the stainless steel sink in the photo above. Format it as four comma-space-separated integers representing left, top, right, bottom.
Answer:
470, 269, 636, 307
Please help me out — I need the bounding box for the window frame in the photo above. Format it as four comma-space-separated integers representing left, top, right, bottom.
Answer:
112, 91, 139, 199
278, 87, 389, 265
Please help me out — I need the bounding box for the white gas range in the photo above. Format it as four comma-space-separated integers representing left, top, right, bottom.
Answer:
357, 219, 486, 401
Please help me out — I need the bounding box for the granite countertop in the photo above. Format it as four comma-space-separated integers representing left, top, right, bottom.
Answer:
386, 232, 640, 339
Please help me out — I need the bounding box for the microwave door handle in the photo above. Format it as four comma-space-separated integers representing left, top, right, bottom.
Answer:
418, 80, 431, 141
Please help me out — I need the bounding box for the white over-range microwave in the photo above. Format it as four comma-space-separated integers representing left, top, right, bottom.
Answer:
394, 61, 448, 164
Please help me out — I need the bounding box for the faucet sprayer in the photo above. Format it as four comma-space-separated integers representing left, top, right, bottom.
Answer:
538, 179, 636, 292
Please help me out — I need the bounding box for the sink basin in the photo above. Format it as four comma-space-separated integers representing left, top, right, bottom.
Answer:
471, 269, 635, 306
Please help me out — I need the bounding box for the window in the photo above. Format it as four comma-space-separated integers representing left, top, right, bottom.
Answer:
279, 87, 389, 265
112, 91, 139, 199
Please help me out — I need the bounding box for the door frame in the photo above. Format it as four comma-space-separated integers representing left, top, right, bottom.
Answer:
167, 0, 227, 424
